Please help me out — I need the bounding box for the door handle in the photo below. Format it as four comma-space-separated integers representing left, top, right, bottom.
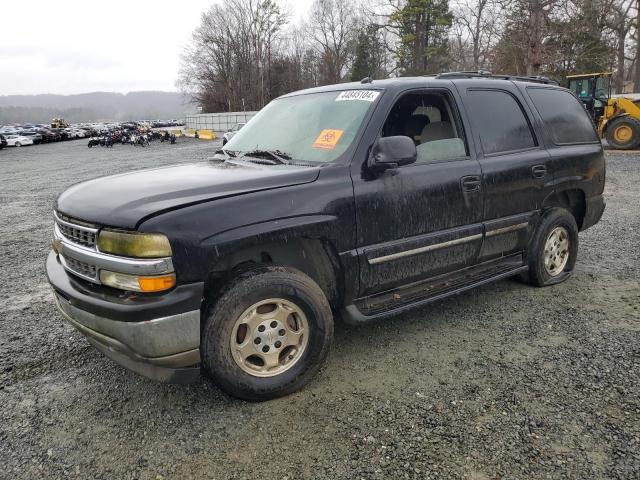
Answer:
531, 165, 547, 178
461, 175, 481, 192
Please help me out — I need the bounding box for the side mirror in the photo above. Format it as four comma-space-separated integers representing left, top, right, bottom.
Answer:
369, 136, 417, 171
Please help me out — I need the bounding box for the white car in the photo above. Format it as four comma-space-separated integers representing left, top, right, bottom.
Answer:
5, 135, 34, 147
65, 129, 86, 139
222, 122, 246, 145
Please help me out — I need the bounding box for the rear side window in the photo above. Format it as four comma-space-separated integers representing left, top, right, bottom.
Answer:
465, 90, 536, 154
528, 88, 599, 144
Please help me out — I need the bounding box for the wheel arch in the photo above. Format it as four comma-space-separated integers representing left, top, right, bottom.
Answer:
201, 235, 344, 318
542, 189, 586, 230
602, 112, 629, 127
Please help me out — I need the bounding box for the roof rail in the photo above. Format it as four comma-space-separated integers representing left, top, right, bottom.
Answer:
436, 70, 493, 79
435, 71, 558, 85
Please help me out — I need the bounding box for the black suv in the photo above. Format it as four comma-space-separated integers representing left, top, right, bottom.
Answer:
47, 73, 605, 400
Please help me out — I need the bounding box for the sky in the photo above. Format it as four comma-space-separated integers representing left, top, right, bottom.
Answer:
0, 0, 313, 96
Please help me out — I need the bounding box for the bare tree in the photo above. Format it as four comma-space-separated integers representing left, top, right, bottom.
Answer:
451, 0, 501, 70
178, 0, 287, 112
594, 0, 640, 92
635, 0, 640, 89
309, 0, 357, 84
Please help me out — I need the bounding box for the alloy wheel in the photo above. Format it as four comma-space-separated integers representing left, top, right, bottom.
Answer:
230, 298, 309, 377
543, 226, 570, 276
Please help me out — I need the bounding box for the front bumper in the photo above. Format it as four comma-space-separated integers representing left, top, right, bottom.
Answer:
47, 250, 203, 383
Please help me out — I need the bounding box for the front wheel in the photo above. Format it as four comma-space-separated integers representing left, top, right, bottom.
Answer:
201, 266, 333, 401
523, 208, 579, 287
605, 116, 640, 150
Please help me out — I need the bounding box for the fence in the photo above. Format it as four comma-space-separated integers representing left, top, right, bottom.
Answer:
185, 111, 258, 135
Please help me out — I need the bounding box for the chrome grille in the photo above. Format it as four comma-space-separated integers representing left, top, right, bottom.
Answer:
54, 212, 97, 248
61, 255, 97, 280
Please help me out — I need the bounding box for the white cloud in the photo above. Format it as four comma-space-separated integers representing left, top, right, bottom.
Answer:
0, 0, 314, 95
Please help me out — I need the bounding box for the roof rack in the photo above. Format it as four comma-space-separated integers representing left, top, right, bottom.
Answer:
435, 71, 558, 85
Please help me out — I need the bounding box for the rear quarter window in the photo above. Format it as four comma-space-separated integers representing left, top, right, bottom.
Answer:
527, 88, 599, 144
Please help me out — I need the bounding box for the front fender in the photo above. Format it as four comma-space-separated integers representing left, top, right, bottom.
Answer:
138, 166, 357, 287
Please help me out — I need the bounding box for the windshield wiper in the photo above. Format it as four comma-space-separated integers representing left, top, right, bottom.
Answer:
215, 148, 239, 160
238, 149, 292, 165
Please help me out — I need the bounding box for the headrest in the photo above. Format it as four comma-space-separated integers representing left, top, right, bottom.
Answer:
420, 121, 454, 143
404, 115, 430, 141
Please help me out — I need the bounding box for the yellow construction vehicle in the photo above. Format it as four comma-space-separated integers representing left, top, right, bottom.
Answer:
51, 118, 69, 129
567, 72, 640, 149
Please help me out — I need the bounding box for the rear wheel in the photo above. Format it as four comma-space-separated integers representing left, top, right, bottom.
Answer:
523, 208, 579, 287
15, 142, 21, 147
605, 116, 640, 150
201, 265, 333, 401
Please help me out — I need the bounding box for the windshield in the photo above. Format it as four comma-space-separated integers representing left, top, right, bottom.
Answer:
224, 90, 380, 163
569, 76, 610, 100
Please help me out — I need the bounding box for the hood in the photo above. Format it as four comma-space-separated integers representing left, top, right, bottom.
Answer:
56, 162, 320, 229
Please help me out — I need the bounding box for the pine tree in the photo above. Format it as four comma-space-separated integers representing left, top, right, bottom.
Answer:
390, 0, 453, 76
350, 25, 386, 81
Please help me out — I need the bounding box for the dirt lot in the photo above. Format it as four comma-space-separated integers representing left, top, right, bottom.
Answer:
0, 140, 638, 479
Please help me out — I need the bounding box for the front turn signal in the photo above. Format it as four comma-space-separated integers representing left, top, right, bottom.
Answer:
99, 270, 176, 293
138, 275, 177, 292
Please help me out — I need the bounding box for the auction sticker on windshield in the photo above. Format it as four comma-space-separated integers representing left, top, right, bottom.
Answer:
335, 90, 380, 102
313, 129, 344, 149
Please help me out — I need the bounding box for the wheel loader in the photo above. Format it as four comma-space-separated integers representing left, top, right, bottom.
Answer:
51, 118, 69, 129
567, 72, 640, 149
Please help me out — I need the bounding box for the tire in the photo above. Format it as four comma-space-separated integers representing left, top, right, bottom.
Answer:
201, 265, 333, 401
605, 116, 640, 150
15, 142, 21, 147
523, 208, 579, 287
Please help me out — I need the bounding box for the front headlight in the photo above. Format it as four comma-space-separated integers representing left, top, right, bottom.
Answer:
97, 230, 172, 258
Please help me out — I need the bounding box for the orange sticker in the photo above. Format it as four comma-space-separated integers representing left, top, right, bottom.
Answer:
313, 129, 344, 149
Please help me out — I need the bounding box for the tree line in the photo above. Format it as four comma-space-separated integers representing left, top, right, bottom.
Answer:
178, 0, 640, 113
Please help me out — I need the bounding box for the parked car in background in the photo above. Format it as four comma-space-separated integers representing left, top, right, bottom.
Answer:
19, 130, 43, 144
222, 122, 246, 145
37, 129, 58, 143
51, 129, 69, 141
0, 134, 7, 149
5, 135, 34, 147
72, 129, 90, 138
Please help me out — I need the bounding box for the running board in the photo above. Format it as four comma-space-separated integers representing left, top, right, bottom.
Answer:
342, 256, 527, 325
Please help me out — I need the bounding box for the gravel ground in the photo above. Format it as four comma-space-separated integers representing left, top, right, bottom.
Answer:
0, 140, 638, 480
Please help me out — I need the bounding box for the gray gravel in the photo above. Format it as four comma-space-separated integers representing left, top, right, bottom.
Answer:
0, 140, 639, 479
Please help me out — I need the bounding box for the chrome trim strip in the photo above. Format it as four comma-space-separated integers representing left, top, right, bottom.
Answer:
54, 224, 174, 278
58, 255, 98, 283
368, 233, 482, 265
54, 210, 99, 234
485, 222, 528, 237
